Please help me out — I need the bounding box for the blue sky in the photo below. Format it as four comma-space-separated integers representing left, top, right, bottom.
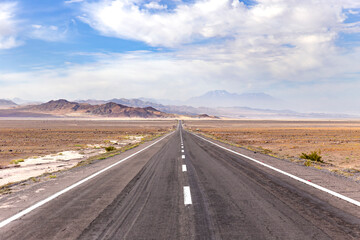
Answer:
1, 0, 360, 114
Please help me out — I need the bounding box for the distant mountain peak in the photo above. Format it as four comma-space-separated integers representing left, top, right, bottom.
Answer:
0, 99, 17, 106
103, 102, 126, 108
203, 90, 235, 97
49, 99, 73, 104
17, 99, 172, 118
143, 106, 158, 112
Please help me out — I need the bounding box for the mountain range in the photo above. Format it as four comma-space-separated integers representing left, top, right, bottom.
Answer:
0, 90, 357, 119
75, 97, 357, 119
139, 90, 285, 109
0, 100, 174, 118
76, 90, 284, 115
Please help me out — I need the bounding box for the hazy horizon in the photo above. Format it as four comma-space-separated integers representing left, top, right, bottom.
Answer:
1, 0, 360, 114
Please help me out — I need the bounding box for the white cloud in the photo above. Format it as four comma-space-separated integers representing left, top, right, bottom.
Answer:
77, 0, 360, 77
144, 2, 167, 10
29, 24, 67, 42
80, 0, 360, 47
0, 2, 21, 49
0, 52, 221, 101
80, 0, 246, 47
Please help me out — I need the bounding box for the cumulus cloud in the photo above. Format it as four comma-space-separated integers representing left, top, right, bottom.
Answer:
80, 0, 360, 46
80, 0, 247, 47
77, 0, 360, 77
0, 2, 21, 49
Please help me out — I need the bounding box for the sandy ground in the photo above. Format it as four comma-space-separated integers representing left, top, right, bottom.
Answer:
0, 119, 176, 166
0, 136, 152, 186
184, 120, 360, 178
1, 150, 92, 186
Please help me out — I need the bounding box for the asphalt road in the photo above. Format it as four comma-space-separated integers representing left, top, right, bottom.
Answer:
1, 124, 360, 239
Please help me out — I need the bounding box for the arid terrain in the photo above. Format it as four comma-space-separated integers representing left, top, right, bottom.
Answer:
0, 99, 175, 118
184, 120, 360, 178
0, 119, 176, 166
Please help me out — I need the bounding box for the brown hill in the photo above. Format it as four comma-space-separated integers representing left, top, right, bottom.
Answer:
89, 102, 168, 118
18, 99, 173, 118
195, 114, 219, 119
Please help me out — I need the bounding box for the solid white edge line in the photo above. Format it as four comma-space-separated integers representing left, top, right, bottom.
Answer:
0, 131, 175, 229
184, 186, 192, 205
191, 132, 360, 207
182, 165, 187, 172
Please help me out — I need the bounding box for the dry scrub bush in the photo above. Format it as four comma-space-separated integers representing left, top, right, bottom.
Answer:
300, 151, 323, 163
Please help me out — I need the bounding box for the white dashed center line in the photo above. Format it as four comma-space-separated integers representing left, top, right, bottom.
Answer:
183, 186, 192, 205
180, 126, 192, 206
182, 165, 187, 172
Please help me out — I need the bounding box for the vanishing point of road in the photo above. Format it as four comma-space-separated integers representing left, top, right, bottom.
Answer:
1, 122, 360, 239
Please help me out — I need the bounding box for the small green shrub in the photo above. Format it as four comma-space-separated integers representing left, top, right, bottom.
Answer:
49, 175, 57, 179
304, 160, 312, 167
300, 151, 323, 163
30, 177, 40, 182
10, 159, 24, 165
105, 146, 116, 152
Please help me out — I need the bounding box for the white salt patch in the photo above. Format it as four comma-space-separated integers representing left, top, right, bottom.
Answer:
0, 150, 90, 186
20, 151, 83, 166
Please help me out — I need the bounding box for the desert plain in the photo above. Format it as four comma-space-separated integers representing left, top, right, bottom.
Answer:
184, 120, 360, 179
2, 118, 360, 187
0, 119, 176, 167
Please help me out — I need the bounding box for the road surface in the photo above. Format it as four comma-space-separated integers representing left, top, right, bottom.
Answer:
1, 123, 360, 239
